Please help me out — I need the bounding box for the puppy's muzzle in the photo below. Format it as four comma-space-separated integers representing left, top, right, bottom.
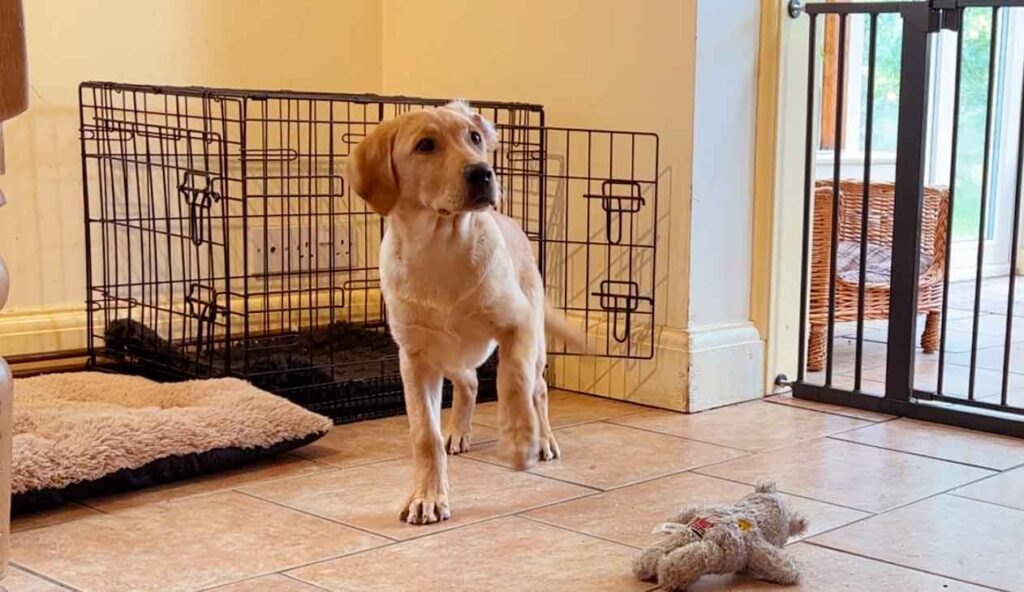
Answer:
464, 162, 497, 208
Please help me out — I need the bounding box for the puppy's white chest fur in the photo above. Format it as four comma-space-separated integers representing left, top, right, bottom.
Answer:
379, 210, 527, 369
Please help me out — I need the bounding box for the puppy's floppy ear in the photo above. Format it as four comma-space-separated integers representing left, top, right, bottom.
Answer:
445, 99, 498, 150
348, 119, 399, 216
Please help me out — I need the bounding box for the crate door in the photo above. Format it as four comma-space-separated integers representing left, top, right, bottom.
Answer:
538, 127, 659, 359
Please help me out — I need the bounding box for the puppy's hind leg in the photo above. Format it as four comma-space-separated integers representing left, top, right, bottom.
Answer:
444, 368, 478, 455
534, 360, 560, 461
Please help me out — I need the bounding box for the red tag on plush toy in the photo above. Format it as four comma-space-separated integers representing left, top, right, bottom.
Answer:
688, 517, 714, 538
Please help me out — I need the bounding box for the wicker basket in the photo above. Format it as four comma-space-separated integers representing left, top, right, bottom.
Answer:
808, 180, 950, 371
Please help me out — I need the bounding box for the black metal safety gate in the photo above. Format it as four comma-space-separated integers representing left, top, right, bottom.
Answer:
790, 0, 1024, 437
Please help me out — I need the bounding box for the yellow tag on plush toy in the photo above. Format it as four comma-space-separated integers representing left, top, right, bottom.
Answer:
737, 518, 753, 532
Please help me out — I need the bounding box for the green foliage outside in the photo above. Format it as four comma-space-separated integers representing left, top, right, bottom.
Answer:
856, 9, 1000, 242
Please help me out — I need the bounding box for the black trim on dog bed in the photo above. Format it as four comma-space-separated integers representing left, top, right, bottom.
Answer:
12, 430, 327, 515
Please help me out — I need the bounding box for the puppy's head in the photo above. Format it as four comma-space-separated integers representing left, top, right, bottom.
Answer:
348, 100, 499, 217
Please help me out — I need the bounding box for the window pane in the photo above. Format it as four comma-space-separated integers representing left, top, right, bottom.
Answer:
858, 13, 902, 154
951, 8, 996, 241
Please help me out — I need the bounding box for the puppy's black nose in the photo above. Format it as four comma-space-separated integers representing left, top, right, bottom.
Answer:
464, 163, 494, 187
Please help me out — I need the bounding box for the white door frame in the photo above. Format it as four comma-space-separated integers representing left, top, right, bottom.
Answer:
765, 5, 814, 390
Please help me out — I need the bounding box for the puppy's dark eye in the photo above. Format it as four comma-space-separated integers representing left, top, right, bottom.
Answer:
415, 138, 436, 153
469, 131, 482, 146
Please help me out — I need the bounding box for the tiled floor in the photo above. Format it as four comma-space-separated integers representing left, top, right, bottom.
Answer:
807, 276, 1024, 409
8, 391, 1024, 591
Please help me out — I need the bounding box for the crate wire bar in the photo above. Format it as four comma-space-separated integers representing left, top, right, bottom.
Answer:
80, 83, 659, 423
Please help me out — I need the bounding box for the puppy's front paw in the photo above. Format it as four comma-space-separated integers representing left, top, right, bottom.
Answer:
400, 492, 451, 525
539, 432, 561, 461
444, 430, 472, 455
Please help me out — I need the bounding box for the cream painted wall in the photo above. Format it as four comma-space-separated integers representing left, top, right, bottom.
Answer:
381, 0, 697, 407
0, 0, 382, 340
382, 0, 694, 330
0, 1, 767, 414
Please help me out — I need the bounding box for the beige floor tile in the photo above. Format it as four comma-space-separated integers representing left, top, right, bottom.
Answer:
11, 492, 388, 592
292, 416, 412, 468
932, 328, 1012, 353
207, 574, 325, 592
524, 472, 869, 548
1, 566, 69, 592
953, 466, 1024, 511
86, 455, 329, 513
813, 495, 1024, 591
472, 390, 647, 429
832, 418, 1024, 470
11, 503, 101, 533
288, 516, 650, 592
242, 456, 590, 540
688, 543, 990, 591
908, 357, 1024, 398
833, 337, 890, 368
946, 313, 1024, 338
764, 393, 894, 422
699, 438, 993, 513
944, 343, 1024, 376
611, 401, 872, 451
294, 414, 497, 469
800, 373, 890, 397
439, 406, 501, 442
467, 422, 746, 490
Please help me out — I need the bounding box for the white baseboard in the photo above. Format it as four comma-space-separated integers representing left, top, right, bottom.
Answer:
3, 306, 766, 414
686, 322, 765, 412
0, 307, 88, 357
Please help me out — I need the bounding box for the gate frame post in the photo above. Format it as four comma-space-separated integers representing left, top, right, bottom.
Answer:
884, 2, 941, 402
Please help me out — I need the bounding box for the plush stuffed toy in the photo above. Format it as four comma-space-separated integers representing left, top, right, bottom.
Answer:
632, 482, 808, 591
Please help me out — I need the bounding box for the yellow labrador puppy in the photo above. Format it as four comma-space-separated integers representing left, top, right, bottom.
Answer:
349, 101, 580, 525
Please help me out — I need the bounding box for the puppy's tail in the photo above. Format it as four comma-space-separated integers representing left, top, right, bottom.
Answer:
545, 302, 589, 354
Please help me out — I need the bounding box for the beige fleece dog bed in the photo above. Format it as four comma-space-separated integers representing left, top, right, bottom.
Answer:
12, 372, 332, 514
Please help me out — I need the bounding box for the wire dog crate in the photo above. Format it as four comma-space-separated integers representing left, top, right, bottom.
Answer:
80, 82, 659, 423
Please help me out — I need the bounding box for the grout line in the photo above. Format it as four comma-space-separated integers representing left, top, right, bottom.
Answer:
11, 504, 105, 534
462, 438, 755, 495
795, 466, 1015, 545
453, 454, 604, 492
685, 470, 876, 515
281, 572, 335, 591
237, 466, 605, 548
762, 396, 895, 423
946, 492, 1024, 515
79, 465, 342, 515
516, 513, 644, 550
195, 571, 338, 592
234, 490, 400, 543
595, 419, 759, 454
388, 489, 605, 545
294, 453, 406, 472
802, 541, 1011, 592
995, 459, 1024, 473
277, 512, 544, 578
78, 501, 111, 515
824, 435, 1011, 472
8, 561, 83, 592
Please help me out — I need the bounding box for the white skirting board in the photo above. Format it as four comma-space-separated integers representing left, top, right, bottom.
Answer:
0, 307, 87, 357
686, 322, 765, 412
